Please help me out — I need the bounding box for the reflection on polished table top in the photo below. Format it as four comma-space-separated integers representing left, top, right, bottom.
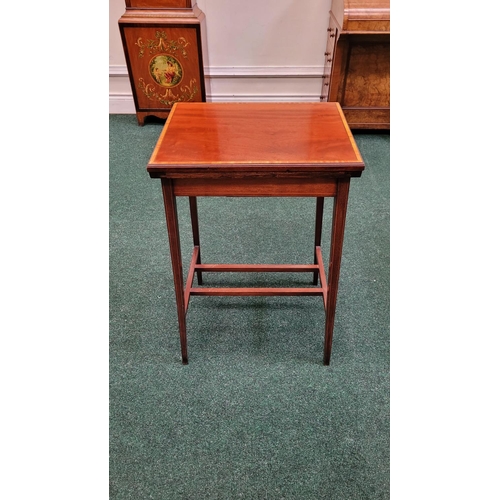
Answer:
147, 102, 364, 177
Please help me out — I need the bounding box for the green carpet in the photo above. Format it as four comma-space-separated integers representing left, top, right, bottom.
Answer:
109, 114, 390, 499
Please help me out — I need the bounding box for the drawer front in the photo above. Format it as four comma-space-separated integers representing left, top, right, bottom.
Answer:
342, 107, 390, 129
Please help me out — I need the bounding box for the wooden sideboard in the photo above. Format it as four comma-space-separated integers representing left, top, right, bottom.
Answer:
321, 0, 390, 130
119, 1, 209, 125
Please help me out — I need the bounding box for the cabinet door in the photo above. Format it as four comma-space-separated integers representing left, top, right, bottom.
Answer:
328, 34, 390, 129
121, 25, 205, 111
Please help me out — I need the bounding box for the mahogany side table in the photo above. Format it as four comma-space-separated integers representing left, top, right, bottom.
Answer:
147, 102, 365, 365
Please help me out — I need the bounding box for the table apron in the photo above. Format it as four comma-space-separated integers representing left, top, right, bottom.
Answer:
172, 177, 338, 197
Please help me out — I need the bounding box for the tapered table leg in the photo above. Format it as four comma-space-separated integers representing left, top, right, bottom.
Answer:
162, 179, 188, 364
313, 197, 325, 285
189, 196, 203, 285
324, 179, 350, 365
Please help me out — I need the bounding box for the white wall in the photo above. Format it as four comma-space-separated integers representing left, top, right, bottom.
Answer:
109, 0, 332, 113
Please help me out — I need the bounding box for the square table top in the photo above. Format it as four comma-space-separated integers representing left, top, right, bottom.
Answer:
147, 102, 365, 178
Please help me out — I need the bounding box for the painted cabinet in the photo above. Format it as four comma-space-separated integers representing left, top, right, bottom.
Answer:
119, 0, 208, 125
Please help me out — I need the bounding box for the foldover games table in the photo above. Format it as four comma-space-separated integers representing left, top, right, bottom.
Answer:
147, 102, 365, 364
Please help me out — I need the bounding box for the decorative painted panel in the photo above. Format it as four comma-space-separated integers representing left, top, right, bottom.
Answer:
122, 26, 203, 111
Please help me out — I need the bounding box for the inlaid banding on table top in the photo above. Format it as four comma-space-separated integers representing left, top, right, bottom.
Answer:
148, 166, 362, 179
147, 102, 365, 175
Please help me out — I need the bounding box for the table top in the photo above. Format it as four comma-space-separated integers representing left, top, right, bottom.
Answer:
147, 102, 365, 178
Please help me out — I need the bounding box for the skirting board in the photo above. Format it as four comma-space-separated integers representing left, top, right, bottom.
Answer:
109, 65, 325, 113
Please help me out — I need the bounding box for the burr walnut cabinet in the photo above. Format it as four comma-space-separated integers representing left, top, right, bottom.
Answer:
119, 0, 208, 125
321, 0, 390, 129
